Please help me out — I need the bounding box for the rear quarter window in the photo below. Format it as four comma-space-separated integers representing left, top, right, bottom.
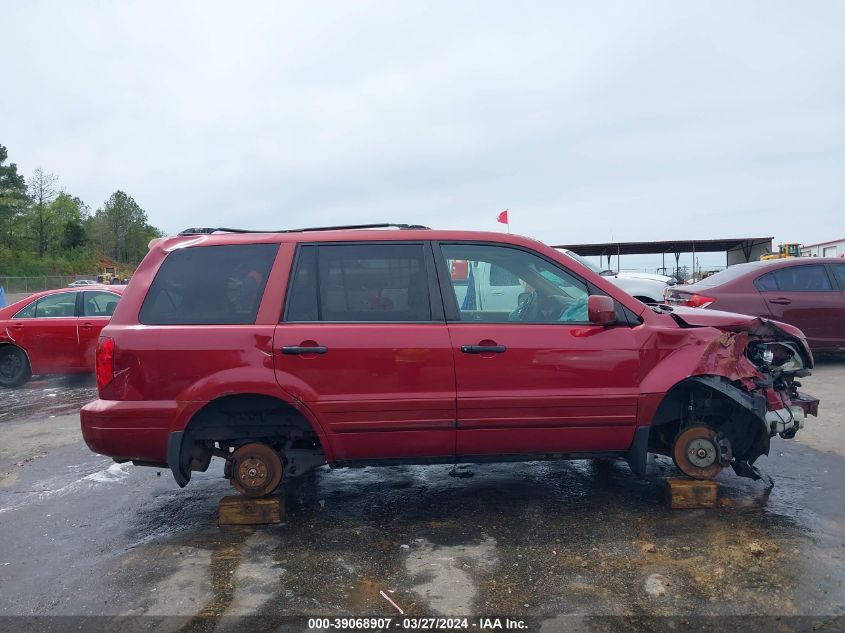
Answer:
754, 272, 778, 291
139, 243, 279, 325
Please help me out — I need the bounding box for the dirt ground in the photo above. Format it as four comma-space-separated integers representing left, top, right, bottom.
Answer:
0, 362, 844, 632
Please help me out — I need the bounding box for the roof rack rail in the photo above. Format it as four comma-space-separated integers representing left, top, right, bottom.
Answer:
178, 223, 430, 236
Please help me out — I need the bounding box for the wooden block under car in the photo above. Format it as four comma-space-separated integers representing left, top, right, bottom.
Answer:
665, 478, 718, 509
218, 494, 285, 526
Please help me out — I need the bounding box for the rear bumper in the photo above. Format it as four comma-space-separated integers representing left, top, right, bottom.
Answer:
80, 399, 176, 462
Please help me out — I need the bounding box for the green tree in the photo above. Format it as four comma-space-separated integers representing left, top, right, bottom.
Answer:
63, 219, 87, 250
0, 144, 29, 248
0, 146, 164, 276
89, 190, 161, 264
27, 167, 59, 259
49, 193, 89, 251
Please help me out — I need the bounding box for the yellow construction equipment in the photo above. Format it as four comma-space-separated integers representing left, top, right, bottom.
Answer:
96, 259, 124, 284
760, 243, 802, 260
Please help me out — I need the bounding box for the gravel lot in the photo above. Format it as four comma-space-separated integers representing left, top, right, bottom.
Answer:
1, 361, 844, 632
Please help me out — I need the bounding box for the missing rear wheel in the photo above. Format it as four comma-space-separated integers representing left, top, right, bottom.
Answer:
228, 442, 283, 498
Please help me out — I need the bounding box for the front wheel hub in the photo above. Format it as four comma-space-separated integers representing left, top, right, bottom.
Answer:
673, 426, 725, 480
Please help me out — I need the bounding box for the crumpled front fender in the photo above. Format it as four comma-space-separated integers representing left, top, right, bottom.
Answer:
685, 375, 767, 419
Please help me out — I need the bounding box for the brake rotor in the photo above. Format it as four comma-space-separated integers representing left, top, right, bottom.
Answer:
229, 443, 283, 498
673, 425, 724, 480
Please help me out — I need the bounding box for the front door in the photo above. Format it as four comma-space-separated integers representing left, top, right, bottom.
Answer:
274, 242, 456, 462
9, 291, 80, 374
435, 242, 641, 457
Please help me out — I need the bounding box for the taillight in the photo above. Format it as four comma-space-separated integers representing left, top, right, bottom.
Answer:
96, 337, 115, 391
680, 293, 715, 308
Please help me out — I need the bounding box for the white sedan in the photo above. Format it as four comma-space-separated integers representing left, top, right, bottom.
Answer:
557, 249, 673, 303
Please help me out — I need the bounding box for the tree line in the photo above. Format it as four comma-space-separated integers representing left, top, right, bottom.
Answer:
0, 143, 163, 277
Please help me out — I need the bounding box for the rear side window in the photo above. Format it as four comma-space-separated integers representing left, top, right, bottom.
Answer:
754, 265, 833, 292
285, 243, 433, 322
140, 244, 278, 325
83, 291, 120, 317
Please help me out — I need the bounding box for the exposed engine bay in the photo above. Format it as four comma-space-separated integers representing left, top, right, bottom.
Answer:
648, 306, 819, 482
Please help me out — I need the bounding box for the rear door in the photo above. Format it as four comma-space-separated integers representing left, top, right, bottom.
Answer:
78, 290, 121, 369
434, 242, 641, 457
755, 263, 843, 349
8, 291, 80, 373
274, 242, 457, 462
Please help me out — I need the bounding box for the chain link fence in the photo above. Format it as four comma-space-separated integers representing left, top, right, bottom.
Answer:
0, 275, 83, 293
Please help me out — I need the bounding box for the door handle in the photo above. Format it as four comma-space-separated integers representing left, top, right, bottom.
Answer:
490, 290, 505, 296
461, 345, 507, 354
282, 345, 328, 355
768, 298, 792, 305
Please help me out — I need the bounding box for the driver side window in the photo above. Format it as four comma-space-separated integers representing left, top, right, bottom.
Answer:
440, 244, 590, 323
13, 292, 77, 319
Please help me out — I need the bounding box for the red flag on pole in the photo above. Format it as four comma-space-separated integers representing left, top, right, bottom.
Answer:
497, 209, 509, 224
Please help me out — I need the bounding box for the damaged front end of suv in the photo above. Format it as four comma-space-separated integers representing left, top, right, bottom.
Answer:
647, 307, 819, 483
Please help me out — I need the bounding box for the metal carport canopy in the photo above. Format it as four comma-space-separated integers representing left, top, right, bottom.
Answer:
551, 237, 773, 259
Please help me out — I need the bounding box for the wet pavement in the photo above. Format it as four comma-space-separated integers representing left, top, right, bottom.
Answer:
0, 374, 97, 423
1, 363, 844, 632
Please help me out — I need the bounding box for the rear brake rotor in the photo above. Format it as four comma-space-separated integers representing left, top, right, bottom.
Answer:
673, 425, 724, 480
229, 443, 283, 498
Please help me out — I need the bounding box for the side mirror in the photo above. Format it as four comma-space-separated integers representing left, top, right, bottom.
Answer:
588, 295, 616, 325
517, 292, 532, 307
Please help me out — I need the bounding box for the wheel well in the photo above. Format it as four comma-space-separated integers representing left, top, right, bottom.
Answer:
170, 394, 323, 483
0, 341, 27, 355
185, 393, 321, 449
648, 377, 768, 462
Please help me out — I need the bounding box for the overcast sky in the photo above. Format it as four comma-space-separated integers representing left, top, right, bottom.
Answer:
3, 1, 844, 269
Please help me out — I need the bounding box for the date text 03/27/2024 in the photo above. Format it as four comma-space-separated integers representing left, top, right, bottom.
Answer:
306, 617, 528, 630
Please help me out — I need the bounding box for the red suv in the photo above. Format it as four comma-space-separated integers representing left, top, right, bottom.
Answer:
81, 225, 819, 497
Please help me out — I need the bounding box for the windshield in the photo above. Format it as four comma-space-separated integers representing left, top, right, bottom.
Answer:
559, 249, 601, 273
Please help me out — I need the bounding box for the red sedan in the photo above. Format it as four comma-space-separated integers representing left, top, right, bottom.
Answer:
667, 258, 845, 352
0, 286, 124, 387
